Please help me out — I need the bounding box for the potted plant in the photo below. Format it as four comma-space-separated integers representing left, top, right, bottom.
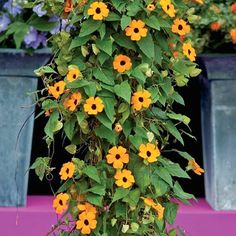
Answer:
0, 0, 59, 206
189, 0, 236, 210
31, 0, 203, 234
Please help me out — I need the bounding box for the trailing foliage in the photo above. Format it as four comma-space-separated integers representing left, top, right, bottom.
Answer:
31, 0, 204, 235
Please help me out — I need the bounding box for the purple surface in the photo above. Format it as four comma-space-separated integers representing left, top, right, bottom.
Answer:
0, 197, 235, 236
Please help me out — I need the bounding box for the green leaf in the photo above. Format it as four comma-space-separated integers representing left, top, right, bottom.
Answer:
83, 166, 101, 184
93, 68, 115, 85
44, 111, 59, 139
64, 116, 77, 141
114, 81, 131, 104
113, 34, 136, 51
121, 15, 131, 30
30, 157, 50, 181
144, 15, 161, 30
84, 82, 97, 97
137, 33, 155, 58
122, 189, 140, 208
175, 151, 193, 161
97, 37, 113, 56
103, 97, 116, 121
165, 202, 178, 225
69, 35, 90, 50
97, 113, 113, 130
79, 19, 102, 37
87, 185, 106, 196
87, 194, 103, 207
28, 16, 58, 31
165, 121, 184, 145
56, 179, 73, 194
154, 167, 173, 187
173, 181, 195, 201
111, 188, 130, 204
95, 125, 118, 145
152, 176, 169, 197
105, 12, 121, 21
65, 144, 77, 155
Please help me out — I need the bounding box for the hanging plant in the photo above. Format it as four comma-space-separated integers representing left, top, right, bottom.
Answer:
31, 0, 204, 235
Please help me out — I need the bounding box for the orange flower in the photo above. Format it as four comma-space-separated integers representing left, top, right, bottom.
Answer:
173, 51, 179, 58
113, 55, 132, 73
171, 19, 190, 36
114, 169, 135, 188
139, 143, 160, 163
76, 212, 97, 235
182, 43, 196, 62
160, 0, 176, 18
45, 109, 53, 117
114, 123, 122, 133
67, 65, 81, 82
48, 81, 66, 99
52, 193, 69, 214
188, 159, 205, 175
142, 197, 165, 221
131, 90, 152, 111
230, 28, 236, 43
125, 20, 148, 41
77, 202, 97, 215
231, 3, 236, 13
59, 162, 75, 180
83, 96, 104, 115
63, 92, 82, 112
106, 146, 129, 169
194, 0, 204, 4
64, 0, 73, 13
147, 4, 155, 12
87, 1, 109, 21
210, 22, 221, 31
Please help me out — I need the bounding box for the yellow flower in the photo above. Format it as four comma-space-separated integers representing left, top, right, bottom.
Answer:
139, 143, 160, 163
114, 123, 122, 133
188, 159, 205, 175
59, 162, 75, 180
83, 96, 104, 115
52, 193, 69, 214
160, 0, 176, 18
67, 65, 81, 82
48, 81, 66, 99
113, 54, 132, 73
182, 43, 196, 62
131, 90, 152, 111
147, 4, 155, 12
194, 0, 204, 4
106, 146, 129, 169
171, 18, 190, 36
142, 197, 165, 221
125, 20, 148, 41
63, 92, 82, 112
77, 202, 97, 215
87, 1, 109, 21
114, 169, 135, 188
76, 212, 97, 235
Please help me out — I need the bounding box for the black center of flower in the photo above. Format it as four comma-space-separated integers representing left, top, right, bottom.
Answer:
92, 104, 97, 110
59, 200, 63, 205
56, 86, 60, 92
146, 151, 151, 157
73, 74, 77, 79
123, 177, 128, 182
178, 25, 183, 30
167, 4, 170, 10
188, 49, 191, 55
84, 219, 89, 226
115, 154, 121, 160
74, 99, 78, 105
66, 168, 69, 174
96, 7, 101, 14
138, 97, 144, 102
120, 60, 126, 66
134, 28, 139, 33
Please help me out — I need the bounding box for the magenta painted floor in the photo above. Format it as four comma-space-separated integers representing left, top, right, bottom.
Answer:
0, 196, 235, 236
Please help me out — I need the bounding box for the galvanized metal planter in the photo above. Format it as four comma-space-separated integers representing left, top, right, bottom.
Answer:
199, 54, 236, 210
0, 49, 50, 206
